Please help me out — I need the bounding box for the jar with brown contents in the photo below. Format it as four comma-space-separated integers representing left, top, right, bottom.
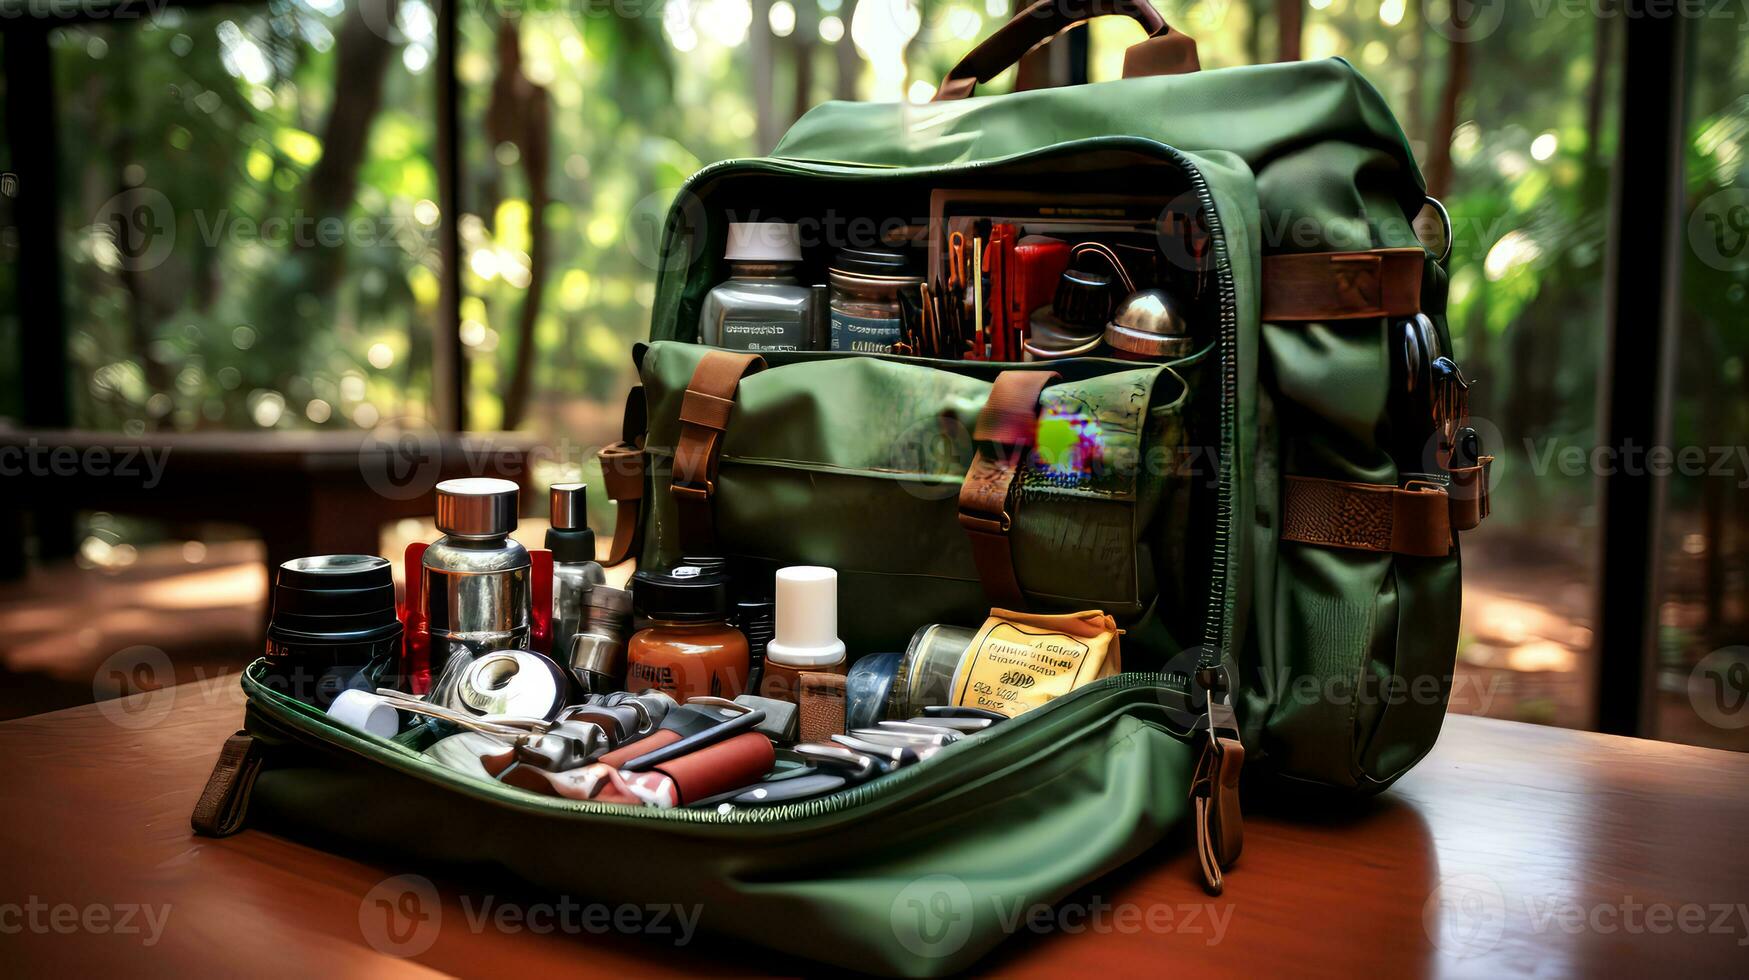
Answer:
624, 566, 749, 701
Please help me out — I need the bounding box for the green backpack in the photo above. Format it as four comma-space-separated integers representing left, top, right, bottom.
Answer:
201, 5, 1490, 974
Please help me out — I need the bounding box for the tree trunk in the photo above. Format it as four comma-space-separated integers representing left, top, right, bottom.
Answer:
1582, 0, 1618, 176
1245, 0, 1265, 66
1425, 35, 1470, 201
790, 0, 819, 123
298, 0, 400, 296
834, 4, 860, 100
1276, 0, 1303, 62
488, 19, 553, 433
751, 0, 780, 151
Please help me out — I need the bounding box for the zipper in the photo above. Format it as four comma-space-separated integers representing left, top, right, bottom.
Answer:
666, 139, 1242, 673
242, 663, 1195, 828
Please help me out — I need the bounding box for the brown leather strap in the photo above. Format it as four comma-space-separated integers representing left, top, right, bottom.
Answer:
1190, 734, 1244, 895
1261, 247, 1424, 322
598, 386, 648, 567
598, 441, 644, 566
671, 351, 765, 552
1447, 456, 1494, 532
1281, 475, 1459, 557
959, 370, 1059, 608
190, 731, 263, 837
934, 0, 1197, 101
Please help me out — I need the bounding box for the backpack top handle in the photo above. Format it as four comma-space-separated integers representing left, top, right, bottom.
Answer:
932, 0, 1201, 102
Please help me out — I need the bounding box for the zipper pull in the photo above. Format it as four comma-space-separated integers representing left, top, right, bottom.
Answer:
1190, 666, 1244, 895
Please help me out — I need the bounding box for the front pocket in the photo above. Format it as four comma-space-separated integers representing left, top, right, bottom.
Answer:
637, 343, 1195, 654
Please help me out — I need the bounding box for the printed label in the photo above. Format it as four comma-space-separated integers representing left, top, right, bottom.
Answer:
720, 319, 802, 352
830, 311, 902, 353
949, 618, 1115, 717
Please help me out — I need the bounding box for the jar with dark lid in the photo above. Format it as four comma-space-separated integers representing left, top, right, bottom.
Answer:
265, 554, 403, 707
1026, 267, 1122, 360
828, 248, 923, 353
625, 566, 749, 700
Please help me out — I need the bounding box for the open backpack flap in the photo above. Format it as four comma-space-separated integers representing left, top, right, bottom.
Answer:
195, 3, 1492, 974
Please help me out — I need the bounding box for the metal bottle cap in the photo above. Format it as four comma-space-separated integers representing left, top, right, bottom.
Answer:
549, 483, 587, 530
434, 478, 520, 538
1104, 289, 1195, 360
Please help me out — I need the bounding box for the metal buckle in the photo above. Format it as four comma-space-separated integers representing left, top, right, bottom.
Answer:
669, 477, 713, 501
957, 508, 1012, 535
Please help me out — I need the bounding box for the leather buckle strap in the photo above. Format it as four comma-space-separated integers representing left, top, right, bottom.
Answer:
671, 351, 765, 552
1261, 247, 1425, 322
1281, 474, 1495, 557
958, 370, 1058, 608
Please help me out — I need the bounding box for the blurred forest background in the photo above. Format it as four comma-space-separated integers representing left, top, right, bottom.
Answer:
1, 0, 1747, 743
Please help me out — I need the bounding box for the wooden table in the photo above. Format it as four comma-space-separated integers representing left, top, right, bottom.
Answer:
2, 684, 1745, 977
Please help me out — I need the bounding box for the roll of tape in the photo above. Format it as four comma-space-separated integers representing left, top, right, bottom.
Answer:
326, 689, 400, 739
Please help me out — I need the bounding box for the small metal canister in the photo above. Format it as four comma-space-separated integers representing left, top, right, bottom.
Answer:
423, 478, 531, 688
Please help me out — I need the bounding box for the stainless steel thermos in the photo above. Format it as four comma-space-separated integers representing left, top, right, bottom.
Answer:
423, 478, 531, 697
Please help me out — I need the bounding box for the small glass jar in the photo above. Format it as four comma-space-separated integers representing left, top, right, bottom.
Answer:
624, 566, 749, 700
828, 248, 922, 353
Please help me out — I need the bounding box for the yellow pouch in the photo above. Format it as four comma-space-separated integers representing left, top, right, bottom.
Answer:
948, 608, 1122, 718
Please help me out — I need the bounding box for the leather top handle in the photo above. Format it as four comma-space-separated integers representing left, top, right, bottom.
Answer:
933, 0, 1199, 102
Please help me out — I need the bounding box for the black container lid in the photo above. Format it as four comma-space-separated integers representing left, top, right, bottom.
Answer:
267, 616, 404, 645
272, 583, 397, 617
631, 565, 729, 623
1052, 267, 1120, 330
276, 555, 393, 591
831, 248, 913, 279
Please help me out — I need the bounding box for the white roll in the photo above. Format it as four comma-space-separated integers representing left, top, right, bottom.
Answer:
326, 688, 401, 739
765, 565, 847, 667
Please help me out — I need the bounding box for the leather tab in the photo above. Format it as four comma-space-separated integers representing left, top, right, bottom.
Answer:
1447, 456, 1494, 531
1191, 734, 1244, 895
671, 351, 765, 552
959, 370, 1058, 608
1261, 247, 1425, 322
191, 731, 264, 837
598, 441, 645, 567
1121, 30, 1201, 78
1281, 476, 1454, 558
597, 385, 649, 568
